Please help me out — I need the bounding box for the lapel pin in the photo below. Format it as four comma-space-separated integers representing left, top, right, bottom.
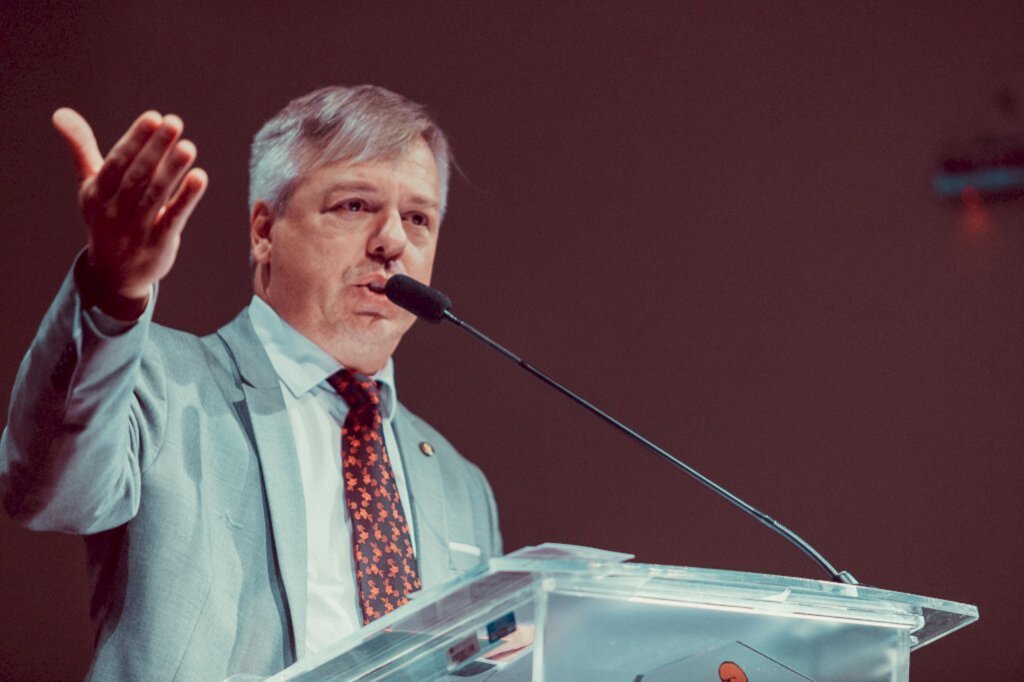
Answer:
419, 441, 435, 456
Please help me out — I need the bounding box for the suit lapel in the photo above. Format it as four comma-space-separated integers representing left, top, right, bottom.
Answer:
217, 311, 308, 659
392, 408, 452, 588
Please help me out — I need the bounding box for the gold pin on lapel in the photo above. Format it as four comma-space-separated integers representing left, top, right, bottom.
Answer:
419, 441, 435, 456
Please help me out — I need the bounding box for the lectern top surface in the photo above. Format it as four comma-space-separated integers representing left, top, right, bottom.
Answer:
491, 543, 978, 650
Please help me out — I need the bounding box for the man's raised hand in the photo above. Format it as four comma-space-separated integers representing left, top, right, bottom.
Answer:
53, 108, 208, 319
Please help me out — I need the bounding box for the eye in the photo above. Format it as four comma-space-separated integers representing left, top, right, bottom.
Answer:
332, 199, 365, 213
406, 212, 429, 227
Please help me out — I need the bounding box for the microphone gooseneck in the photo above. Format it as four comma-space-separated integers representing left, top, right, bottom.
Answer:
385, 274, 859, 586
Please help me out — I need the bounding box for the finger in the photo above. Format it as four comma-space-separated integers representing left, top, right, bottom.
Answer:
113, 114, 184, 215
138, 139, 198, 224
154, 167, 208, 239
93, 110, 164, 202
52, 108, 104, 182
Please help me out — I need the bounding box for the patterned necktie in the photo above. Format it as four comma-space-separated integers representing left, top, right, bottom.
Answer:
327, 369, 422, 624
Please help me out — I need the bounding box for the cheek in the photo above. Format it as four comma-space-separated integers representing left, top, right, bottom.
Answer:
280, 232, 354, 277
274, 247, 342, 297
406, 241, 438, 278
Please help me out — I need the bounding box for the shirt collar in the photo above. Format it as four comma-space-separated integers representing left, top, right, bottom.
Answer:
247, 295, 397, 419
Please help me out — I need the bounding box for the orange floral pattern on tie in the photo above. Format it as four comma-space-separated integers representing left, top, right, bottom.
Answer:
328, 369, 422, 624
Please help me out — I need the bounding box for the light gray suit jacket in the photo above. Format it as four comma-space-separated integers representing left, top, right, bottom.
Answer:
0, 263, 502, 680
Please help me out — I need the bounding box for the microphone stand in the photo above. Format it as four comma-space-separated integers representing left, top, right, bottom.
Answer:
441, 308, 859, 586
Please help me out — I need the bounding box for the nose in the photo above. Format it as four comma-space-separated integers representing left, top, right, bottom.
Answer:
367, 209, 408, 265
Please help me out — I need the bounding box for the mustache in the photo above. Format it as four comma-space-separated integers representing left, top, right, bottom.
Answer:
347, 262, 406, 284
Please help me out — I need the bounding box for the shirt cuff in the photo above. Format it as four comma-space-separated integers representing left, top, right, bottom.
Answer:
83, 286, 157, 337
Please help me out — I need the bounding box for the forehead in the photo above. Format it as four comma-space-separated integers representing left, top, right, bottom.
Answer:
303, 138, 439, 195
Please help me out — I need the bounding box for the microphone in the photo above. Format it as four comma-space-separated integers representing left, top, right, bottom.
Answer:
384, 273, 451, 323
384, 274, 858, 585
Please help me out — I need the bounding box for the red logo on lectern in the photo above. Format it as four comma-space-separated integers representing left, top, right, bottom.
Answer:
719, 661, 749, 682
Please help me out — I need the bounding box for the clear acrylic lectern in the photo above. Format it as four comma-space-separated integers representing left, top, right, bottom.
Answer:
267, 544, 978, 681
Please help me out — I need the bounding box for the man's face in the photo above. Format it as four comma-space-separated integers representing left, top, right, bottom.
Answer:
250, 137, 441, 373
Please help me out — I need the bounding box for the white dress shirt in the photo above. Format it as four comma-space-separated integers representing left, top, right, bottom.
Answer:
247, 295, 417, 654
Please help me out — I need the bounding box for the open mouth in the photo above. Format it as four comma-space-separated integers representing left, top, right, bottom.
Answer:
366, 281, 387, 295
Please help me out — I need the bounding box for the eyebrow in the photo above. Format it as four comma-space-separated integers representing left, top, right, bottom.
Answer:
404, 195, 440, 211
324, 182, 382, 196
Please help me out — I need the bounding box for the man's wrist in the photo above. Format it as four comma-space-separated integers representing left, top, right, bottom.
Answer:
74, 254, 150, 322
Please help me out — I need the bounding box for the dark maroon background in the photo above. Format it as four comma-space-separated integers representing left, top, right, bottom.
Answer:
2, 2, 1022, 679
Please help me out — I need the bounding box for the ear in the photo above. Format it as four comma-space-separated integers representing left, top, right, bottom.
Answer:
250, 200, 274, 264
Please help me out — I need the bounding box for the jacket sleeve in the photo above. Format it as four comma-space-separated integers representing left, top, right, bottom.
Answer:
0, 255, 164, 533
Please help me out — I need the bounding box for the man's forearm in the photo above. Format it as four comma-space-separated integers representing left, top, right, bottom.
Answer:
0, 255, 158, 533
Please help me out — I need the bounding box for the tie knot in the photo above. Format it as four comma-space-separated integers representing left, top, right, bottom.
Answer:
328, 369, 381, 409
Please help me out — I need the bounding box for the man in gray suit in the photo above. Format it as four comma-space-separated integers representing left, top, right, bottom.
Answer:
0, 85, 502, 680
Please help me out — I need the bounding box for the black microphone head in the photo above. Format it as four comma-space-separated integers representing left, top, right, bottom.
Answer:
385, 275, 451, 323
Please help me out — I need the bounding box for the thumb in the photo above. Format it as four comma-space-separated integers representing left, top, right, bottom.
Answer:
52, 107, 103, 182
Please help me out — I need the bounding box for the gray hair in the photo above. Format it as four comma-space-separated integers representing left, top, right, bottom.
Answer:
248, 85, 452, 217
